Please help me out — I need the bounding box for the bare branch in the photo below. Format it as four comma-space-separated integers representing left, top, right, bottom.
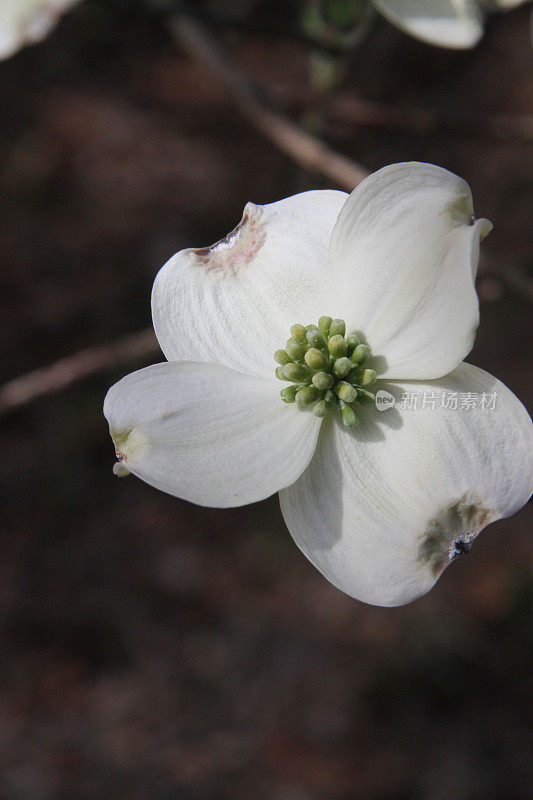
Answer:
168, 15, 368, 192
0, 329, 158, 417
0, 16, 370, 419
5, 13, 529, 420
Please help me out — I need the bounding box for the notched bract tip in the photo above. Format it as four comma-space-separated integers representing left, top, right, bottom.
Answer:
191, 202, 265, 275
443, 194, 492, 241
444, 194, 475, 225
112, 462, 130, 477
110, 426, 147, 468
418, 494, 493, 576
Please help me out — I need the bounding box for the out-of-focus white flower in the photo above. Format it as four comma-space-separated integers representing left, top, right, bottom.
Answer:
104, 162, 533, 607
0, 0, 81, 60
372, 0, 530, 49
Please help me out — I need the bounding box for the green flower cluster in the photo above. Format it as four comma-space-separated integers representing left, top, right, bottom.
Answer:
274, 316, 377, 428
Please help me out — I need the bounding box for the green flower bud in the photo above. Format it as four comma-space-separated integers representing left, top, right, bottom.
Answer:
282, 362, 312, 382
318, 316, 333, 339
286, 338, 307, 361
275, 318, 378, 427
335, 381, 357, 403
280, 385, 299, 403
290, 324, 307, 343
329, 318, 346, 337
306, 329, 326, 349
312, 371, 334, 390
274, 349, 292, 365
345, 332, 360, 353
313, 398, 333, 417
341, 405, 359, 428
296, 385, 319, 407
328, 334, 347, 359
305, 348, 327, 370
353, 368, 376, 386
351, 343, 370, 366
333, 357, 352, 378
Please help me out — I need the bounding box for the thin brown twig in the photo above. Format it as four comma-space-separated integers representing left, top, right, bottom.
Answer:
168, 15, 369, 192
0, 15, 370, 419
0, 329, 158, 417
2, 262, 526, 419
168, 14, 532, 306
3, 15, 530, 419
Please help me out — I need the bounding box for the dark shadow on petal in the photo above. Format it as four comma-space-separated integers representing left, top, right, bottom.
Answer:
342, 380, 405, 444
368, 354, 388, 375
289, 386, 406, 554
290, 416, 345, 551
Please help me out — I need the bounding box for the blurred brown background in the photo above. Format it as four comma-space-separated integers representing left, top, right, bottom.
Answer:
0, 1, 532, 798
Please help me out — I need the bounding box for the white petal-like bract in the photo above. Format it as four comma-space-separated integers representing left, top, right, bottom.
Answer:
104, 361, 321, 508
0, 0, 80, 60
372, 0, 484, 48
280, 363, 533, 607
106, 160, 531, 608
330, 162, 491, 381
152, 191, 346, 380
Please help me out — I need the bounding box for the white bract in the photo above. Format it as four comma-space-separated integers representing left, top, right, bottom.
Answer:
372, 0, 530, 49
0, 0, 81, 60
104, 162, 533, 607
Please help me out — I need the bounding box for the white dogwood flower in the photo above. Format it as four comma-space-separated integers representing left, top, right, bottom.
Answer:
0, 0, 81, 60
372, 0, 530, 49
104, 162, 533, 607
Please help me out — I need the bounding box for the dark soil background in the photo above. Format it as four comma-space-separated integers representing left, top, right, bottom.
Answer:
0, 1, 532, 798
